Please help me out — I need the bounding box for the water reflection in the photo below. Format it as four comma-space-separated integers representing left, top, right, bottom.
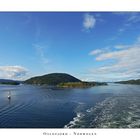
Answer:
8, 97, 11, 105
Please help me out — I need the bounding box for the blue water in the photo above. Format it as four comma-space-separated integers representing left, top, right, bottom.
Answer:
0, 83, 140, 128
65, 83, 140, 128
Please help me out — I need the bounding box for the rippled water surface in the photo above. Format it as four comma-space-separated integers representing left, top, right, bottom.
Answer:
65, 84, 140, 128
0, 83, 140, 128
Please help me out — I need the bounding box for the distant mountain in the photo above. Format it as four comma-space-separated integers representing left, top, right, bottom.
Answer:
25, 73, 107, 87
0, 79, 21, 85
25, 73, 81, 85
116, 79, 140, 85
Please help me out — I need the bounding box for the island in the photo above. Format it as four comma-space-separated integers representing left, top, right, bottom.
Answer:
0, 79, 20, 85
24, 73, 107, 88
115, 79, 140, 85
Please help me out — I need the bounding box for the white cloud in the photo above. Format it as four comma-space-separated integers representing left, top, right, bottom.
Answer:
89, 49, 104, 55
127, 13, 140, 23
89, 41, 140, 81
116, 12, 140, 33
106, 13, 140, 42
34, 44, 49, 65
136, 36, 140, 43
89, 47, 111, 56
113, 12, 140, 23
95, 45, 139, 61
118, 28, 125, 33
83, 13, 96, 31
114, 45, 128, 50
0, 66, 28, 80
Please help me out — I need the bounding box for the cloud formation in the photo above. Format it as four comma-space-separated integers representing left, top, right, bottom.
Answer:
89, 40, 140, 81
34, 44, 49, 65
89, 49, 104, 55
83, 13, 96, 31
89, 47, 110, 56
116, 12, 140, 33
0, 66, 28, 80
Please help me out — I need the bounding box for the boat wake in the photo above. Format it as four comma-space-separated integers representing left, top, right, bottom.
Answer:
65, 93, 140, 128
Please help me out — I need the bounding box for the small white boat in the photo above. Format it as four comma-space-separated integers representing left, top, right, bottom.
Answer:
8, 95, 11, 99
8, 92, 11, 100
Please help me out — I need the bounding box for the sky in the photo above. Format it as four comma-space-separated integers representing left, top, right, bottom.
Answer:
0, 12, 140, 82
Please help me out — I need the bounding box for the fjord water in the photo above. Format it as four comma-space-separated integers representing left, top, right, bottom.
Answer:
0, 84, 140, 128
0, 84, 110, 128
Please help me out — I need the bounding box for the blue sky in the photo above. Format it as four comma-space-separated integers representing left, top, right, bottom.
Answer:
0, 12, 140, 81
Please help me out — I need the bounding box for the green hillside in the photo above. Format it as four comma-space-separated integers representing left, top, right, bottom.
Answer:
25, 73, 107, 88
25, 73, 81, 85
116, 79, 140, 85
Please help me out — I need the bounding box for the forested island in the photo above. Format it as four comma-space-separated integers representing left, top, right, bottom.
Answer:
24, 73, 107, 88
116, 79, 140, 85
0, 79, 20, 85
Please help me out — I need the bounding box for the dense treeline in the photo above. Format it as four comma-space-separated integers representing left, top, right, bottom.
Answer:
0, 81, 20, 85
0, 79, 20, 85
58, 82, 107, 88
116, 79, 140, 85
